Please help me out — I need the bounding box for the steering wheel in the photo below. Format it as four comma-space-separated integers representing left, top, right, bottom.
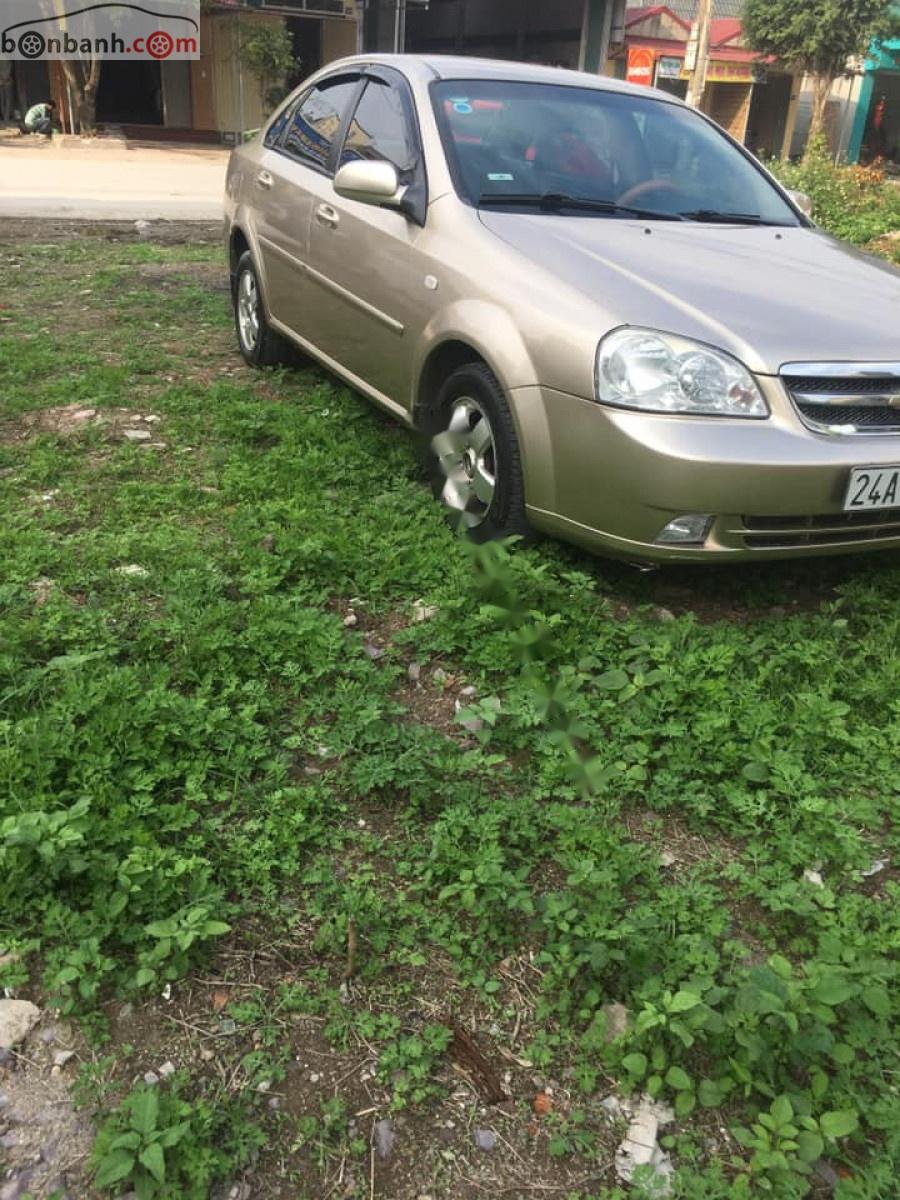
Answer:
617, 179, 686, 208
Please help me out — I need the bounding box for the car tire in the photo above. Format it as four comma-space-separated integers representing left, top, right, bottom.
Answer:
233, 250, 296, 368
427, 362, 534, 544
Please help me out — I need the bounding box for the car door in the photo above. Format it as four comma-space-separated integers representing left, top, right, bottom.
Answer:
252, 74, 363, 335
300, 68, 435, 410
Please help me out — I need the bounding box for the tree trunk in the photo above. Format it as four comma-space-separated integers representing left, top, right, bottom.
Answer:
61, 57, 101, 135
807, 73, 833, 145
79, 78, 98, 134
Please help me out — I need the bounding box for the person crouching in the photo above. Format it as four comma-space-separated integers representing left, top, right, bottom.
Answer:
18, 100, 57, 138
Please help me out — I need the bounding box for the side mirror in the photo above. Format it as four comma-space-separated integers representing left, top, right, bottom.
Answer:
333, 160, 407, 210
787, 188, 813, 217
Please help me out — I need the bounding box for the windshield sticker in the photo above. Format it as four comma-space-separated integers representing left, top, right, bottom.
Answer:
449, 98, 473, 114
487, 172, 515, 181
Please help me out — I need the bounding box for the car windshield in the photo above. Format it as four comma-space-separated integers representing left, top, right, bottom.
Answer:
432, 79, 800, 225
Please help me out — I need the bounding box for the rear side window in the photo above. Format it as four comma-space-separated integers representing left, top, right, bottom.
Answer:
284, 77, 360, 171
263, 93, 301, 149
339, 78, 415, 172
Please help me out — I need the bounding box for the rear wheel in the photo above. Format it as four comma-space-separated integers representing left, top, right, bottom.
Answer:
427, 362, 533, 544
233, 250, 296, 368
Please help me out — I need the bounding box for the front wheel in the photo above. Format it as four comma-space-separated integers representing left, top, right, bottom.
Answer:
233, 250, 295, 368
427, 363, 533, 544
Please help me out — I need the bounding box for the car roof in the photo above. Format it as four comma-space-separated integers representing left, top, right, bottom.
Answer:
331, 53, 681, 103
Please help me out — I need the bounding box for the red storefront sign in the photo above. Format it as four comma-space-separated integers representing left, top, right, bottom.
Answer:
626, 46, 656, 86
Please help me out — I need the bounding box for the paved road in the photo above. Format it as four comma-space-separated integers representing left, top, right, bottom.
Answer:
0, 135, 228, 220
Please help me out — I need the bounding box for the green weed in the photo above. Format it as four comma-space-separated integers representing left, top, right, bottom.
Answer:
1, 232, 899, 1196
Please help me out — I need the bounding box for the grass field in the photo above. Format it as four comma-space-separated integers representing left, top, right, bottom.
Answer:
1, 222, 899, 1200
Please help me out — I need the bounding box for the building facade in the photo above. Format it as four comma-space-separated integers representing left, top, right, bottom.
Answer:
10, 0, 805, 154
610, 4, 800, 156
847, 35, 900, 165
379, 0, 798, 157
16, 0, 358, 139
362, 0, 627, 74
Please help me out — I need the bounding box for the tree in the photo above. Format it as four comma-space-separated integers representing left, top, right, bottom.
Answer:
238, 17, 296, 116
60, 57, 102, 134
53, 0, 101, 134
743, 0, 900, 148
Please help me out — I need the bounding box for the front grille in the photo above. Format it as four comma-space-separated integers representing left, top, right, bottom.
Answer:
787, 376, 900, 395
742, 509, 900, 549
796, 403, 900, 429
782, 364, 900, 434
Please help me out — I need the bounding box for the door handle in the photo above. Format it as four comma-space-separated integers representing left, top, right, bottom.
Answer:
315, 203, 339, 229
256, 170, 274, 189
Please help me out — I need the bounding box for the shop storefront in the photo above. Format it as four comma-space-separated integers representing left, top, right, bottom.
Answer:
847, 37, 900, 166
33, 1, 357, 140
614, 4, 799, 157
398, 0, 589, 67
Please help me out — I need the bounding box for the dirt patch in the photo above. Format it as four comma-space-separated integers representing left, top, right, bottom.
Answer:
856, 858, 899, 900
579, 554, 860, 626
8, 405, 164, 446
334, 600, 412, 650
330, 601, 481, 739
641, 572, 838, 625
181, 944, 621, 1198
622, 805, 743, 872
74, 911, 623, 1200
393, 672, 463, 736
1, 1019, 97, 1199
0, 219, 221, 247
333, 601, 459, 732
129, 262, 230, 293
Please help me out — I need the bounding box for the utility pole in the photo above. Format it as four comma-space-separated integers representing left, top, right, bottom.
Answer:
236, 13, 245, 143
579, 0, 625, 75
393, 0, 407, 52
684, 0, 713, 110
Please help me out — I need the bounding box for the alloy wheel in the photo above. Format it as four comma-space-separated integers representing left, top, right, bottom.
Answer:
237, 268, 260, 352
431, 396, 497, 527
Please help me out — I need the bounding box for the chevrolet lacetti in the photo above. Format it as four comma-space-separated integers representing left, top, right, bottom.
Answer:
224, 55, 900, 562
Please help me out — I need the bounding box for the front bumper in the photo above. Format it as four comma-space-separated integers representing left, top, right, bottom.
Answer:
515, 380, 900, 562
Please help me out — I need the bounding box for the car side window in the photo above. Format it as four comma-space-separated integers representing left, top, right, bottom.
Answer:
283, 77, 360, 171
339, 78, 415, 173
263, 92, 303, 149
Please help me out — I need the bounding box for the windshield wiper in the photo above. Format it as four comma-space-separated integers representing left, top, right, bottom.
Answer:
679, 209, 788, 225
478, 192, 685, 220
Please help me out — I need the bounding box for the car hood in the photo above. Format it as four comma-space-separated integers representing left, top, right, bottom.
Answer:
479, 212, 900, 375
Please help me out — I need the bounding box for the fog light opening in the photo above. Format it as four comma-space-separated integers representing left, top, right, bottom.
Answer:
655, 514, 714, 546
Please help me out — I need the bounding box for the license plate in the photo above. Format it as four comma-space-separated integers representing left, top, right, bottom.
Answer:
845, 466, 900, 511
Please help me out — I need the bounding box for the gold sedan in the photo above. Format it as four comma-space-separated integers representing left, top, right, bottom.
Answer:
226, 55, 900, 561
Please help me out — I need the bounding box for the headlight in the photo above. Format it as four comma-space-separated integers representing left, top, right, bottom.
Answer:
595, 328, 768, 418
